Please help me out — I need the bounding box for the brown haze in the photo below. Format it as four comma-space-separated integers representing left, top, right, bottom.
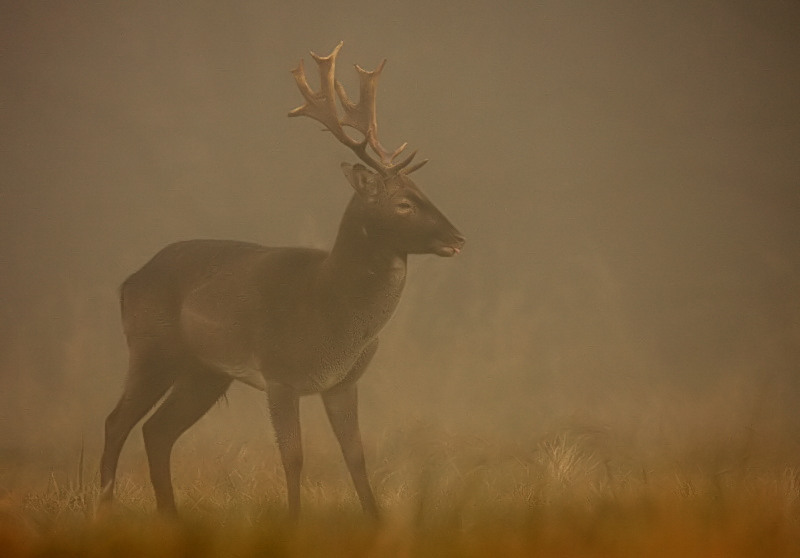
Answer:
1, 0, 799, 529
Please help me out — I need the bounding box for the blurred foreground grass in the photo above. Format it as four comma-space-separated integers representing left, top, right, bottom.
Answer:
2, 428, 799, 557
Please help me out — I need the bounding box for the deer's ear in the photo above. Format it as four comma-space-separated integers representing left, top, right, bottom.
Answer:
341, 163, 382, 199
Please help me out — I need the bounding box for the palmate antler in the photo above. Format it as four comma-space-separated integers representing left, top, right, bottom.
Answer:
289, 41, 427, 177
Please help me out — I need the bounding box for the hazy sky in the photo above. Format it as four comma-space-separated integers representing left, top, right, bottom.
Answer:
2, 1, 799, 453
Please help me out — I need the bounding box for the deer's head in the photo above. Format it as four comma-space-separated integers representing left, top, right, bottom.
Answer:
289, 42, 465, 258
341, 163, 464, 257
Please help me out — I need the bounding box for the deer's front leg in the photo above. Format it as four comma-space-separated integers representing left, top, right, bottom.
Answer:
267, 382, 302, 520
322, 380, 379, 518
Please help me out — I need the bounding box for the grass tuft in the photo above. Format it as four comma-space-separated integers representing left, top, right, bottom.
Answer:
2, 429, 800, 557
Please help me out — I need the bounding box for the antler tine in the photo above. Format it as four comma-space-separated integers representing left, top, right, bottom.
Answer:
403, 158, 429, 175
336, 62, 407, 166
288, 42, 350, 144
289, 42, 388, 174
391, 150, 429, 175
392, 149, 416, 172
289, 42, 416, 176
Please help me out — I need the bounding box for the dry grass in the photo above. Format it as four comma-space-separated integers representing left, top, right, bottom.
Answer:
2, 428, 799, 557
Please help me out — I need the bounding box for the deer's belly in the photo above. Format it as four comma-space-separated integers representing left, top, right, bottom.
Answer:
194, 350, 357, 394
221, 362, 268, 391
181, 297, 373, 394
263, 343, 367, 394
195, 338, 366, 394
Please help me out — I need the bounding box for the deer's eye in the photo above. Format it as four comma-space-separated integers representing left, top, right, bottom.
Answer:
396, 201, 414, 214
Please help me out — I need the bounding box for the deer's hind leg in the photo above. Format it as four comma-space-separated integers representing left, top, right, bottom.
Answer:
99, 356, 176, 509
142, 367, 232, 514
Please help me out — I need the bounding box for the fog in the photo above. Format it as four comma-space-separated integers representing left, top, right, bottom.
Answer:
2, 1, 799, 474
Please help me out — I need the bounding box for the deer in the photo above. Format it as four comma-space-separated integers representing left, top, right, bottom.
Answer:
97, 42, 465, 519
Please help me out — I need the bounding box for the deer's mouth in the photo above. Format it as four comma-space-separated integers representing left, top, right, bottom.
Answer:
435, 246, 459, 257
433, 236, 465, 257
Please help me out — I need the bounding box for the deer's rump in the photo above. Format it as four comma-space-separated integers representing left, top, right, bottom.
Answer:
120, 240, 337, 388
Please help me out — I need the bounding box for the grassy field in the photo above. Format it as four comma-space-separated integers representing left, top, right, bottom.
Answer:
2, 427, 799, 557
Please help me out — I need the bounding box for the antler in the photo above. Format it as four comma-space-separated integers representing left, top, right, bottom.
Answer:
289, 42, 426, 177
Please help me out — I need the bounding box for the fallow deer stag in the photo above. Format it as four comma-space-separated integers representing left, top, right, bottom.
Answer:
98, 42, 464, 518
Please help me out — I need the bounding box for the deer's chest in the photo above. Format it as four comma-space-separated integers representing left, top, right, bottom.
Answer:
268, 266, 405, 391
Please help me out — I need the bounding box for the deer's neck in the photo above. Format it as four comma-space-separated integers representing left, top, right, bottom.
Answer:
318, 196, 407, 310
325, 194, 407, 289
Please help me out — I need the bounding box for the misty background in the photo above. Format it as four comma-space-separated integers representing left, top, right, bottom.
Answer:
2, 1, 799, 473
